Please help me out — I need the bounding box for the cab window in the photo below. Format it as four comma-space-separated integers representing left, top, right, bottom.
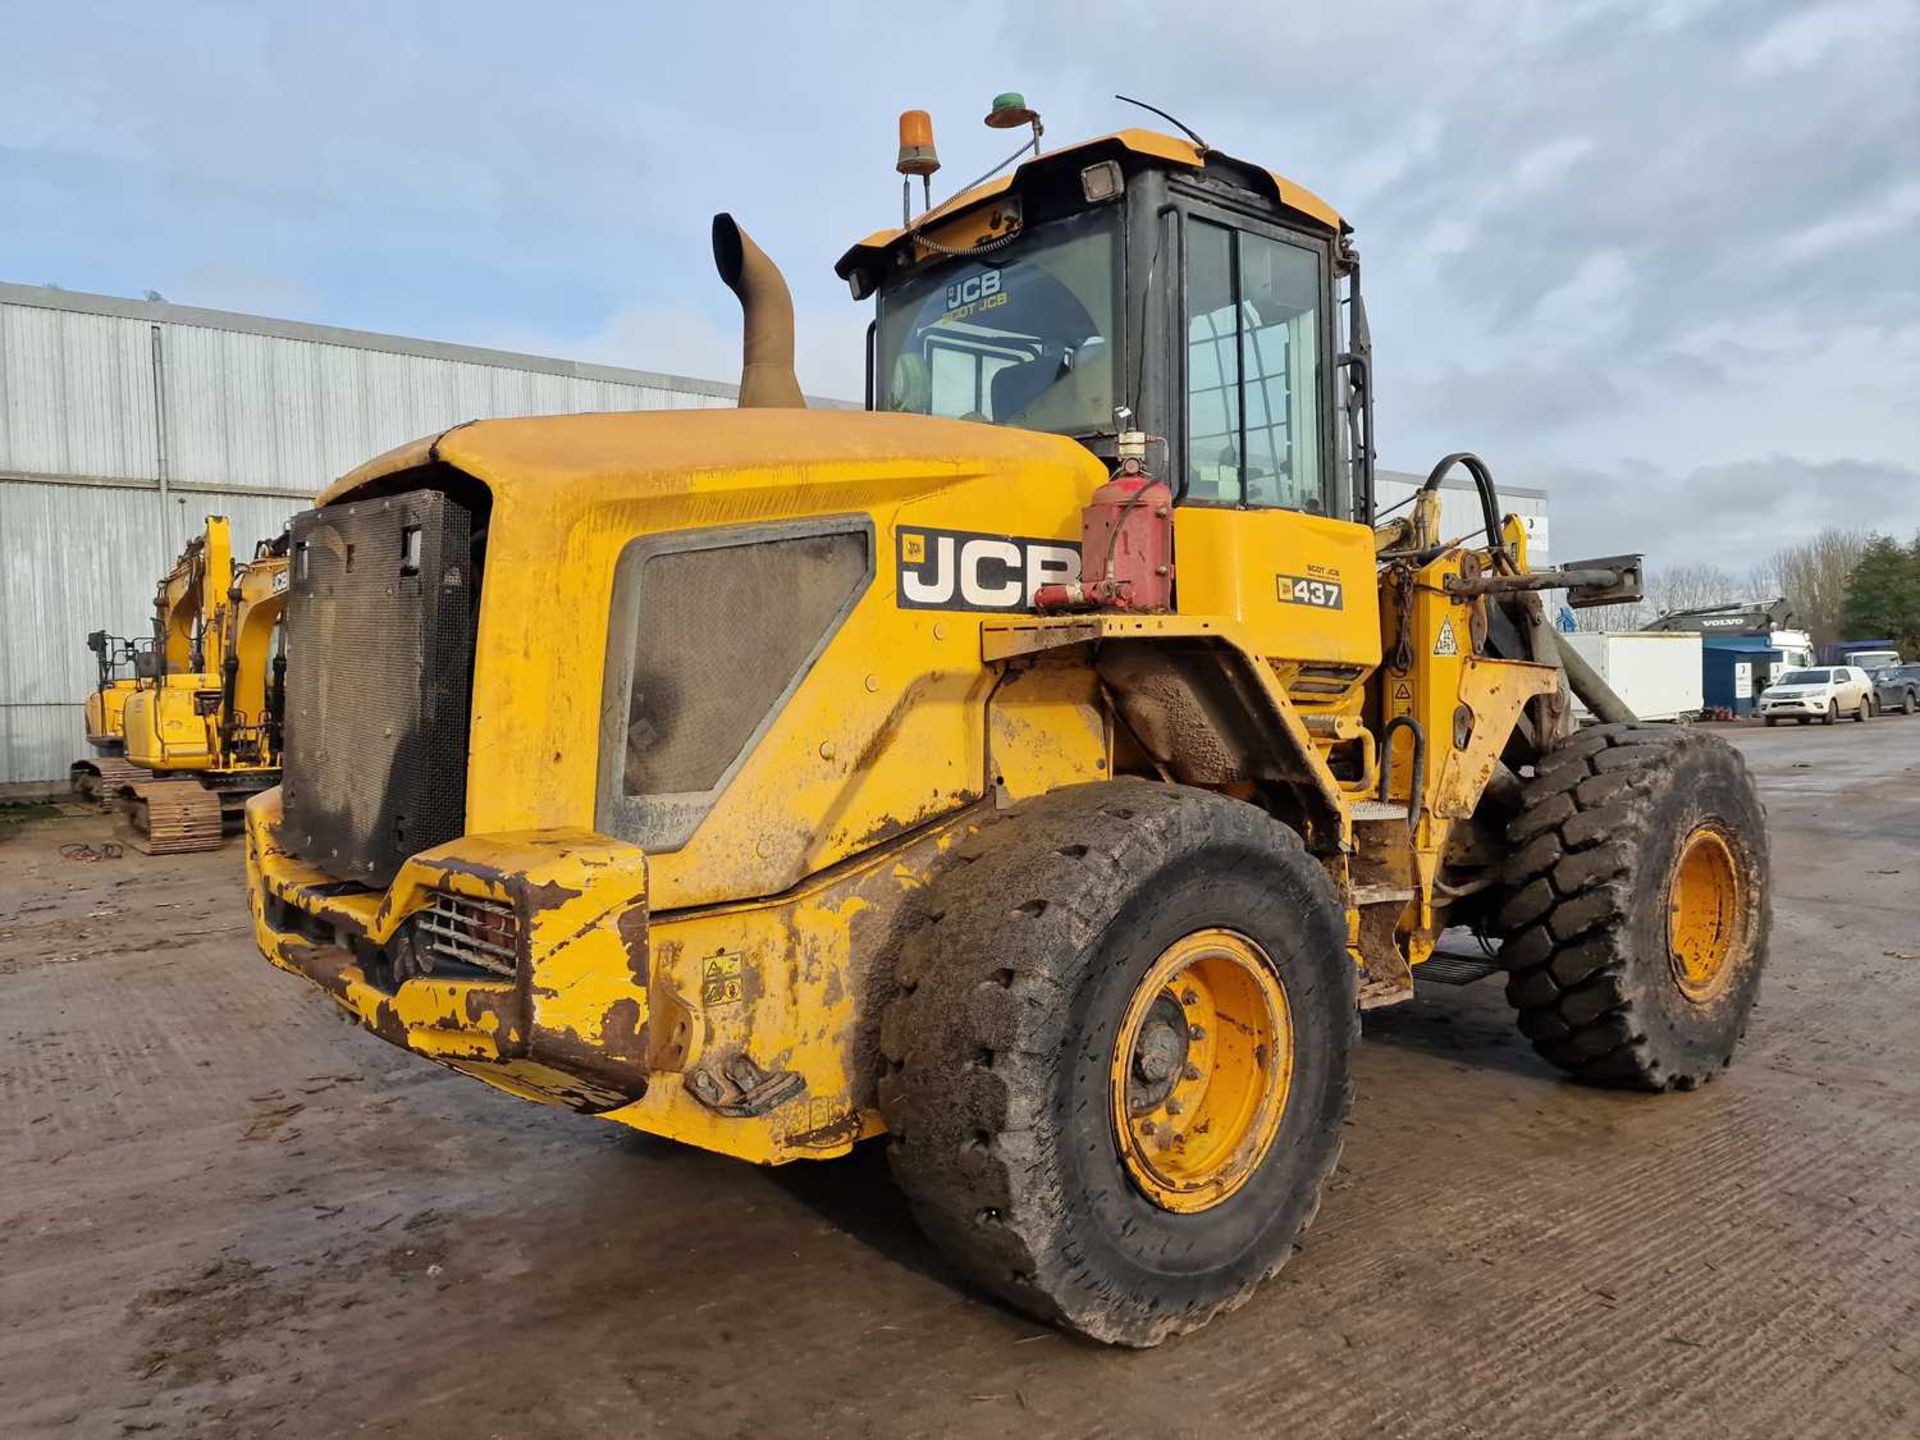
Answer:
1185, 220, 1325, 512
875, 208, 1120, 437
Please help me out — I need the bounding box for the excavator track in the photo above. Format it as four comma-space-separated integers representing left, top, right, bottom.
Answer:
72, 754, 150, 801
122, 782, 225, 855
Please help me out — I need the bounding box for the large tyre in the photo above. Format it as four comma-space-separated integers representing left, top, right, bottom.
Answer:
1855, 696, 1871, 722
879, 782, 1355, 1346
1823, 700, 1838, 725
1494, 724, 1769, 1090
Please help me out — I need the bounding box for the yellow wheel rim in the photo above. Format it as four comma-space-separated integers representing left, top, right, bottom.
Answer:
1668, 824, 1743, 1003
1109, 929, 1293, 1214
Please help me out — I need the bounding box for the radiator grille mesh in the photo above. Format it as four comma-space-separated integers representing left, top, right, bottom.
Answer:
282, 483, 478, 883
623, 531, 868, 796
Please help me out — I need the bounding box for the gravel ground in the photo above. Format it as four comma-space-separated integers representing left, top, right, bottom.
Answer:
1, 719, 1914, 1439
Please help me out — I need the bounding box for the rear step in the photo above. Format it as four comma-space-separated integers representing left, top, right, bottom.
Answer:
1417, 952, 1502, 987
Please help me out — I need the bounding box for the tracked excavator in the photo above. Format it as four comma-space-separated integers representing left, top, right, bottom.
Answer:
114, 518, 289, 852
245, 103, 1770, 1344
70, 630, 158, 798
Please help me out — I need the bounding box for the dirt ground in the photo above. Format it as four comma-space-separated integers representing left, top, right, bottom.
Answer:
2, 722, 1915, 1440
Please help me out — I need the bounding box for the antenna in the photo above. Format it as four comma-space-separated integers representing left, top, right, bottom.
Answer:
1114, 95, 1209, 153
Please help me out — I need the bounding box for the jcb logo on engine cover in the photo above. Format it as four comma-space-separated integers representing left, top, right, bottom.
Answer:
896, 527, 1080, 612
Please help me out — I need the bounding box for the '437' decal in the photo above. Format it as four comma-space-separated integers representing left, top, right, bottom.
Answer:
1276, 574, 1344, 610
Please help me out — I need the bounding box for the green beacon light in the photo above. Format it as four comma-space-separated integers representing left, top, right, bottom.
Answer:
985, 92, 1038, 129
984, 91, 1044, 167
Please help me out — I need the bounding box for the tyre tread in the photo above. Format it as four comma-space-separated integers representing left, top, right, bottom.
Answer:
1494, 724, 1766, 1090
879, 783, 1354, 1345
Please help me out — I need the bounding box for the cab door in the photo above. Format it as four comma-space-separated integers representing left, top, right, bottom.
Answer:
1169, 204, 1378, 670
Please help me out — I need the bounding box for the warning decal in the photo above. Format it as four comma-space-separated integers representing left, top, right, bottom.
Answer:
701, 952, 744, 1007
1434, 618, 1460, 657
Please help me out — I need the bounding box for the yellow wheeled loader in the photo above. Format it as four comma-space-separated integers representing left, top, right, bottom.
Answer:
118, 518, 290, 851
245, 106, 1769, 1345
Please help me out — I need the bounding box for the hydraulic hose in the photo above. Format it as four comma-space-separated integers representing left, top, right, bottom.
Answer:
1423, 452, 1509, 570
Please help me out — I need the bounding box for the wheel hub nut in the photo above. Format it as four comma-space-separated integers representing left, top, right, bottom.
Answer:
1134, 1022, 1183, 1085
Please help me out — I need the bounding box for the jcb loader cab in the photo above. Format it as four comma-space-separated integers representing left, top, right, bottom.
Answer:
246, 116, 1769, 1345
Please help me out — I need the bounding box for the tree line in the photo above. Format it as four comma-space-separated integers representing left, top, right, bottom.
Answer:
1570, 529, 1920, 654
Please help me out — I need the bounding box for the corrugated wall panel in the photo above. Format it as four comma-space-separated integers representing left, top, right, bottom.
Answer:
0, 482, 169, 785
148, 327, 713, 496
0, 306, 157, 481
0, 706, 87, 796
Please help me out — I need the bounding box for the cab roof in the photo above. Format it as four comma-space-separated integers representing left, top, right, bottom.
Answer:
835, 128, 1344, 280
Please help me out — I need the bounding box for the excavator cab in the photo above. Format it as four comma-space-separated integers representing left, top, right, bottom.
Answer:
81, 631, 148, 749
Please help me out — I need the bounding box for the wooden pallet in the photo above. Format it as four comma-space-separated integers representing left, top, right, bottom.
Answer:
122, 782, 225, 855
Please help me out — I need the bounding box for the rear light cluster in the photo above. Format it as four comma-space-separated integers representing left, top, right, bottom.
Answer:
414, 889, 520, 979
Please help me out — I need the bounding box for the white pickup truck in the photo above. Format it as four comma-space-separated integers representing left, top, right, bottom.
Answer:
1757, 666, 1876, 725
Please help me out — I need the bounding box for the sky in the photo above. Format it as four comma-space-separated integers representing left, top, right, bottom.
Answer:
5, 0, 1917, 572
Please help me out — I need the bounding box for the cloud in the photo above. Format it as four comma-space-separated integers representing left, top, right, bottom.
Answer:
3, 0, 1915, 570
1540, 453, 1920, 570
472, 298, 870, 405
169, 260, 323, 321
1742, 0, 1915, 74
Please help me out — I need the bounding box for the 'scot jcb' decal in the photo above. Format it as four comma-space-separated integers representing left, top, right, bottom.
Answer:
1276, 574, 1344, 610
896, 527, 1080, 613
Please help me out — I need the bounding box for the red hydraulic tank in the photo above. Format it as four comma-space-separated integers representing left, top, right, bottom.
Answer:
1035, 456, 1175, 612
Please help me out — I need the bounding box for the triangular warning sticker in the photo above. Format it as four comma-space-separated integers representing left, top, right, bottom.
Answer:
1392, 681, 1413, 703
1434, 618, 1460, 657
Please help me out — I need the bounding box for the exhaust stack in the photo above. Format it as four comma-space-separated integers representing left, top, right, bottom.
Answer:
711, 213, 806, 410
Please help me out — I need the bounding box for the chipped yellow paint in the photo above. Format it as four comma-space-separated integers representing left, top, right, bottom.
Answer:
318, 412, 1108, 915
595, 812, 978, 1161
988, 656, 1109, 800
247, 783, 978, 1163
1172, 507, 1381, 668
1436, 657, 1560, 820
979, 609, 1361, 847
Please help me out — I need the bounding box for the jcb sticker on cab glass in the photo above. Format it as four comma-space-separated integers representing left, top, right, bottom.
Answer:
945, 269, 1002, 311
897, 526, 1080, 613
